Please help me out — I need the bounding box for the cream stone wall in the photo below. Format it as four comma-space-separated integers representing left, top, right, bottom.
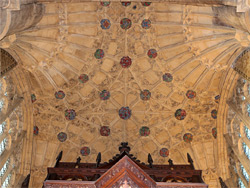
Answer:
1, 1, 250, 187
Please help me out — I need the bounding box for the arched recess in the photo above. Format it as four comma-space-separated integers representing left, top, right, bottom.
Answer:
0, 48, 33, 187
216, 46, 244, 185
218, 46, 250, 187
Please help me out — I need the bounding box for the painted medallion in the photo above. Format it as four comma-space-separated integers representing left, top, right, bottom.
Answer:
119, 107, 132, 120
186, 90, 196, 99
147, 49, 157, 58
140, 126, 150, 136
94, 49, 105, 59
65, 109, 76, 120
78, 74, 89, 84
183, 133, 193, 143
80, 147, 90, 156
175, 109, 186, 120
140, 89, 151, 101
55, 90, 65, 99
121, 2, 131, 6
120, 18, 132, 30
162, 73, 173, 82
57, 132, 67, 142
120, 56, 132, 68
141, 19, 151, 29
100, 1, 110, 6
31, 94, 36, 103
100, 19, 111, 29
211, 109, 217, 119
160, 148, 169, 157
100, 90, 110, 100
212, 127, 217, 139
141, 2, 151, 6
34, 126, 39, 135
100, 126, 110, 136
215, 95, 220, 103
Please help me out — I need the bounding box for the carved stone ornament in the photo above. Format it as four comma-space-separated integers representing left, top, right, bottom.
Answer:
232, 48, 250, 81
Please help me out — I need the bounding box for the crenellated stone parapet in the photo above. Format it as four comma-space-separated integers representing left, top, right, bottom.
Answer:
0, 0, 44, 41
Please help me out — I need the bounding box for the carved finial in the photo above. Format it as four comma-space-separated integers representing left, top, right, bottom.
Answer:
119, 142, 131, 154
219, 177, 228, 188
96, 152, 101, 167
74, 157, 81, 168
168, 159, 174, 167
148, 153, 153, 168
187, 153, 194, 169
54, 151, 63, 167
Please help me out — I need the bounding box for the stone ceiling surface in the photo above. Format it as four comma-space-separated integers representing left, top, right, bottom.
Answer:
2, 1, 248, 187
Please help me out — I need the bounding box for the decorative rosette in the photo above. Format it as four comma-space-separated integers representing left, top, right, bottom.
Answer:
211, 109, 217, 119
65, 109, 76, 120
141, 2, 151, 6
80, 147, 90, 156
120, 18, 132, 30
100, 126, 110, 136
100, 90, 110, 100
141, 19, 151, 29
121, 2, 131, 6
215, 95, 220, 103
31, 94, 36, 103
212, 127, 217, 139
186, 90, 196, 99
55, 90, 65, 99
57, 132, 67, 142
175, 109, 186, 120
140, 89, 151, 101
147, 49, 157, 58
120, 56, 132, 68
183, 133, 193, 143
163, 73, 173, 82
140, 126, 150, 136
100, 19, 111, 29
119, 107, 132, 120
100, 1, 110, 6
78, 74, 89, 84
160, 148, 169, 157
34, 126, 39, 135
94, 49, 105, 59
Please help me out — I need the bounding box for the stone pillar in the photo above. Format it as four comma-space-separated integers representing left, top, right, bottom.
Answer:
0, 0, 44, 41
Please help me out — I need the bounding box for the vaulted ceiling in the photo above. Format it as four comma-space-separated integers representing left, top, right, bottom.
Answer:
1, 1, 248, 187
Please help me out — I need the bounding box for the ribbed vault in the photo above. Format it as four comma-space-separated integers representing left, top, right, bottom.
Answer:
1, 1, 249, 187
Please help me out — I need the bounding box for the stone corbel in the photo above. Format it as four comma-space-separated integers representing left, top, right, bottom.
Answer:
0, 0, 44, 41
